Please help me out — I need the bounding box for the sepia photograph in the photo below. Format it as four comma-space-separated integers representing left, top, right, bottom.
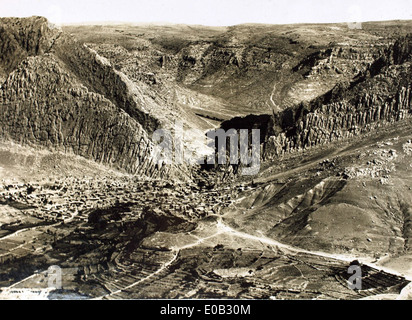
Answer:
0, 0, 411, 308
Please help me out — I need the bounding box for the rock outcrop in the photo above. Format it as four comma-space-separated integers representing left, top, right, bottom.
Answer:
51, 34, 161, 134
1, 18, 411, 180
0, 54, 169, 177
0, 17, 180, 178
66, 22, 412, 116
263, 35, 412, 159
0, 16, 60, 82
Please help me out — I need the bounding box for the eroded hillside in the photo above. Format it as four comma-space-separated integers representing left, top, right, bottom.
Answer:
65, 21, 411, 118
0, 17, 197, 179
1, 17, 412, 300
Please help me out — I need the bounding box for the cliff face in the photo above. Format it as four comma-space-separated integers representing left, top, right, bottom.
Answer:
0, 54, 171, 177
0, 17, 181, 178
1, 18, 411, 179
263, 35, 412, 158
51, 34, 161, 135
66, 22, 412, 118
210, 35, 411, 173
0, 16, 60, 82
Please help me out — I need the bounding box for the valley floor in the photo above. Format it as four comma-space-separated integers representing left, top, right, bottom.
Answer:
1, 119, 412, 299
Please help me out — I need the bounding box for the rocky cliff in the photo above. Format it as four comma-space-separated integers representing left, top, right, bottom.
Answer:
0, 54, 172, 177
51, 34, 161, 135
1, 17, 412, 180
0, 17, 183, 179
65, 21, 412, 123
263, 35, 412, 158
0, 17, 60, 82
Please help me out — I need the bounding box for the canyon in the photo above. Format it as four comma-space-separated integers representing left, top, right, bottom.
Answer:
0, 16, 411, 299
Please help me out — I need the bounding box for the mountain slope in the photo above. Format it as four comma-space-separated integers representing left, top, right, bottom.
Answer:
0, 17, 196, 179
0, 54, 168, 177
65, 21, 412, 117
263, 35, 412, 158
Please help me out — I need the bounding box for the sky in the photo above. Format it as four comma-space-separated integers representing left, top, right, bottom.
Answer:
0, 0, 411, 26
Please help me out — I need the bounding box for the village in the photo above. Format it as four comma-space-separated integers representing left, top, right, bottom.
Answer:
0, 175, 243, 229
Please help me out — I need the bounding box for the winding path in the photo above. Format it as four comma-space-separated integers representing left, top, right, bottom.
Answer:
216, 217, 412, 281
3, 205, 410, 299
269, 82, 281, 113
